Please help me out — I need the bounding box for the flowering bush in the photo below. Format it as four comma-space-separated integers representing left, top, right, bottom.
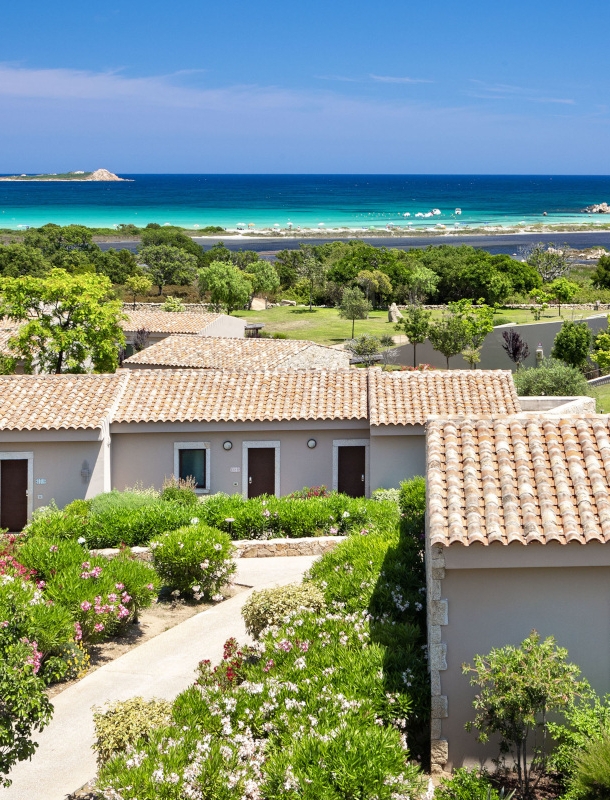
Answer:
97, 490, 428, 798
241, 583, 326, 638
286, 485, 330, 499
93, 697, 172, 767
151, 523, 235, 600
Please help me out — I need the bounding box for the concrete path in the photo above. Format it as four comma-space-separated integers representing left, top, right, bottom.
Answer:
5, 555, 316, 800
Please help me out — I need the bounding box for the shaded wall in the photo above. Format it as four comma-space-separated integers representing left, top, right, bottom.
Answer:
369, 429, 426, 490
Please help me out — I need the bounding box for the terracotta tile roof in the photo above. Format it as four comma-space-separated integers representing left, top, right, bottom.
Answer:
0, 374, 126, 430
112, 369, 368, 423
428, 415, 610, 547
369, 369, 521, 426
123, 335, 350, 371
121, 310, 232, 335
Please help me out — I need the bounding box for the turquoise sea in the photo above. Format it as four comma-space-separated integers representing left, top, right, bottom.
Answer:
1, 174, 609, 231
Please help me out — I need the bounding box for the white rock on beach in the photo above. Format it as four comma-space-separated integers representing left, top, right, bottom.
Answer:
584, 202, 610, 214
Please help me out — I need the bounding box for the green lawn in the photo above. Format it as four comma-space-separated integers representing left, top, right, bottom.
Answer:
233, 304, 606, 345
591, 384, 610, 413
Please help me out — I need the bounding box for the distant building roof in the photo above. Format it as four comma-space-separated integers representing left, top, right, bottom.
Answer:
427, 415, 610, 548
121, 310, 236, 335
123, 335, 351, 371
0, 374, 125, 431
368, 369, 521, 426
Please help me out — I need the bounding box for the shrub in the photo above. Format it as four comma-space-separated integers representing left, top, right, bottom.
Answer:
241, 583, 326, 638
399, 476, 426, 539
24, 501, 90, 541
371, 487, 400, 504
89, 489, 158, 516
151, 523, 235, 599
436, 768, 512, 800
512, 358, 591, 397
569, 735, 610, 799
286, 486, 330, 499
83, 501, 194, 548
93, 697, 172, 766
160, 475, 199, 506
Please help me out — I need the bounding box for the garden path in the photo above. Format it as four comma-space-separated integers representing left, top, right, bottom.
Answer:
5, 555, 317, 800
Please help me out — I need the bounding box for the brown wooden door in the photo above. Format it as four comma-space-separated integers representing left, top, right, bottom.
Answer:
1, 460, 28, 531
337, 446, 366, 497
247, 448, 276, 498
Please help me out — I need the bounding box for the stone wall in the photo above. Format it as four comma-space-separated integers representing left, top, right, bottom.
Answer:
426, 536, 450, 775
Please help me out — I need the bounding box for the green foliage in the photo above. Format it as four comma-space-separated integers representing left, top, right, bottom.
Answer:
396, 304, 431, 367
436, 768, 513, 800
96, 248, 139, 284
338, 286, 371, 337
526, 242, 571, 283
24, 500, 91, 541
242, 583, 326, 638
160, 477, 199, 507
251, 260, 280, 301
138, 245, 199, 294
93, 697, 172, 767
23, 223, 99, 258
151, 523, 235, 598
0, 243, 49, 278
428, 311, 469, 368
297, 246, 327, 311
399, 476, 426, 537
0, 629, 53, 787
82, 501, 194, 548
0, 269, 125, 373
551, 320, 593, 368
139, 226, 204, 266
89, 489, 158, 515
512, 358, 591, 396
591, 254, 610, 289
591, 327, 610, 373
124, 274, 152, 307
356, 269, 392, 307
549, 277, 579, 314
463, 630, 583, 798
569, 735, 610, 799
344, 332, 381, 364
198, 260, 252, 313
371, 487, 400, 503
162, 295, 185, 312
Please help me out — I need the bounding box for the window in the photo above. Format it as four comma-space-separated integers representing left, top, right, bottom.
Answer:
174, 442, 211, 493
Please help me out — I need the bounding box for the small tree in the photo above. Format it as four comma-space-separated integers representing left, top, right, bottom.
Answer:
407, 265, 439, 304
551, 320, 592, 369
198, 261, 252, 314
297, 247, 326, 312
513, 358, 591, 397
338, 286, 371, 338
379, 334, 397, 368
132, 328, 150, 353
548, 277, 578, 316
124, 275, 152, 309
529, 290, 550, 321
591, 329, 610, 373
251, 260, 280, 308
525, 242, 572, 283
344, 334, 381, 366
138, 245, 198, 295
463, 631, 583, 799
428, 314, 469, 369
502, 329, 530, 368
396, 305, 431, 368
356, 269, 392, 308
591, 253, 610, 289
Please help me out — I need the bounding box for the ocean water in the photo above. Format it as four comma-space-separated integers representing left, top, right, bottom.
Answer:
0, 174, 609, 231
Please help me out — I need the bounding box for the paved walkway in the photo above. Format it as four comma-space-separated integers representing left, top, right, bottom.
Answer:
5, 555, 316, 800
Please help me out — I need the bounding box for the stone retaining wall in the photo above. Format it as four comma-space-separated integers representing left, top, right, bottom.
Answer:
92, 536, 344, 562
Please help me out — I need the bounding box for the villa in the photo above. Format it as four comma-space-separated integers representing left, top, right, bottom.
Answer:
121, 309, 246, 351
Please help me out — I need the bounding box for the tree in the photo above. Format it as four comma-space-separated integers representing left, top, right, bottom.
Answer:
449, 299, 494, 369
133, 328, 150, 353
591, 329, 610, 373
251, 261, 280, 308
0, 244, 49, 278
529, 290, 550, 321
463, 631, 583, 798
297, 247, 326, 311
198, 261, 252, 314
396, 305, 431, 367
96, 248, 139, 284
502, 329, 530, 368
23, 223, 99, 258
356, 270, 392, 308
0, 269, 125, 374
140, 226, 204, 266
344, 334, 381, 366
512, 358, 591, 397
138, 245, 198, 295
379, 334, 397, 368
125, 275, 152, 309
406, 266, 439, 304
551, 320, 592, 369
591, 254, 610, 289
548, 278, 578, 316
338, 287, 371, 338
0, 631, 53, 787
524, 242, 572, 283
428, 314, 470, 369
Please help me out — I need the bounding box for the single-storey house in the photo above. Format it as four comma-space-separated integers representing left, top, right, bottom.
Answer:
121, 310, 246, 350
122, 335, 351, 371
426, 414, 610, 774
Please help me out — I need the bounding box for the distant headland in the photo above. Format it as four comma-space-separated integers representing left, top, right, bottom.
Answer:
0, 169, 127, 182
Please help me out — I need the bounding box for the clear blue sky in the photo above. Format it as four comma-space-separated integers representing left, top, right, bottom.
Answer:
1, 0, 609, 173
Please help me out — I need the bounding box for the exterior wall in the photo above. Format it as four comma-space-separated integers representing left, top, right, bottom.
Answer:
518, 396, 596, 413
110, 422, 371, 496
0, 436, 106, 513
369, 428, 426, 490
432, 550, 610, 771
394, 315, 608, 371
201, 316, 246, 338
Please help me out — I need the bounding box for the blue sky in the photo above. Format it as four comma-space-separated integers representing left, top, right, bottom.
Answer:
1, 0, 609, 173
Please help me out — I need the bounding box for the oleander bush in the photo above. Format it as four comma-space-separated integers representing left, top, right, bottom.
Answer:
371, 487, 400, 503
436, 768, 511, 800
93, 697, 172, 767
151, 523, 235, 599
241, 583, 326, 638
568, 736, 610, 799
96, 478, 429, 798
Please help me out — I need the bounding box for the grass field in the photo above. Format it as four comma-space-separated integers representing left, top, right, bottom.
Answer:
233, 305, 607, 345
591, 384, 610, 413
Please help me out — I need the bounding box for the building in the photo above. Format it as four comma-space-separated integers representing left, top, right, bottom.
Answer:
121, 310, 246, 351
122, 335, 350, 371
426, 414, 610, 774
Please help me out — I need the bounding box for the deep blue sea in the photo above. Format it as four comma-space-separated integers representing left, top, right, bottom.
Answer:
1, 174, 609, 231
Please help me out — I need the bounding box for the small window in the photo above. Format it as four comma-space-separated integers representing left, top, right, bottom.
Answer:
179, 449, 206, 489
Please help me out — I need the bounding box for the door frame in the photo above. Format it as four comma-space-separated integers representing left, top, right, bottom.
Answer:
332, 439, 369, 497
0, 451, 34, 523
242, 441, 280, 498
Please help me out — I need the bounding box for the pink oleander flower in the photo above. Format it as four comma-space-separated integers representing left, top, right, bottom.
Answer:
146, 583, 154, 591
121, 592, 131, 604
117, 604, 130, 620
299, 641, 310, 652
81, 561, 90, 570
263, 659, 275, 672
80, 600, 92, 611
329, 527, 338, 534
90, 566, 103, 578
74, 621, 82, 641
36, 580, 46, 589
107, 593, 118, 603
1, 620, 8, 628
80, 571, 91, 579
94, 622, 105, 633
263, 509, 270, 518
115, 583, 125, 590
277, 639, 293, 652
49, 545, 59, 553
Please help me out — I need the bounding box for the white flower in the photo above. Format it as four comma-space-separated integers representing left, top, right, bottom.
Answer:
342, 511, 350, 518
192, 585, 201, 593
77, 536, 86, 544
212, 593, 224, 602
190, 517, 199, 525
214, 543, 223, 551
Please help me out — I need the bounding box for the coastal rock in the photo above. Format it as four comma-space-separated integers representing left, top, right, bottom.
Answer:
86, 169, 124, 182
583, 202, 610, 214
